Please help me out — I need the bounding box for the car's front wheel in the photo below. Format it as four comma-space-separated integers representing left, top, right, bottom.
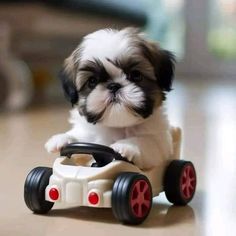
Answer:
112, 172, 152, 225
24, 167, 54, 214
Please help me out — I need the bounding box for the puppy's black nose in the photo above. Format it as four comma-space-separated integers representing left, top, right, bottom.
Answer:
107, 83, 122, 94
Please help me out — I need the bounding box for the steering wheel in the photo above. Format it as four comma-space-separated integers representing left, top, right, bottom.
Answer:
60, 142, 132, 167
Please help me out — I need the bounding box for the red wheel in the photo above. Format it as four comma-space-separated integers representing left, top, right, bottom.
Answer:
130, 180, 152, 218
112, 173, 152, 225
180, 164, 196, 200
164, 160, 197, 205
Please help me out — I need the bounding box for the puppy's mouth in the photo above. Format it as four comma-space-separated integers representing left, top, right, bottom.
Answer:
108, 93, 121, 104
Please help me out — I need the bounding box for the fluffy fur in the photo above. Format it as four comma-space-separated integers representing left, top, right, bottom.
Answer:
45, 28, 177, 169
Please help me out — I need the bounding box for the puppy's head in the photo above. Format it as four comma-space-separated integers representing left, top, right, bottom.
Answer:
60, 28, 175, 127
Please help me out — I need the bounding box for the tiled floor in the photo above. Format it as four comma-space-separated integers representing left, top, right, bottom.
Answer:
0, 78, 235, 236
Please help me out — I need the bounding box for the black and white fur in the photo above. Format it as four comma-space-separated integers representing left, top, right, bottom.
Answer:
45, 28, 176, 169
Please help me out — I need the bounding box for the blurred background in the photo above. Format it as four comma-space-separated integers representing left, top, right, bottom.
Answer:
1, 1, 236, 235
0, 0, 236, 111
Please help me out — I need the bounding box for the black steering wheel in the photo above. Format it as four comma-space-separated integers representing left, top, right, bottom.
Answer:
60, 142, 132, 167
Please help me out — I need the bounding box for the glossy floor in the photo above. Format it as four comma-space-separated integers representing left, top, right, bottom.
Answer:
0, 78, 235, 236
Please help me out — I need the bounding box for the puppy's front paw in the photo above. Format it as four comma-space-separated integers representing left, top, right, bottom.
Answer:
110, 142, 141, 162
45, 134, 74, 153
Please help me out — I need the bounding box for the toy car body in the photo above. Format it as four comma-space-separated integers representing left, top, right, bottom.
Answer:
24, 129, 197, 225
45, 151, 165, 207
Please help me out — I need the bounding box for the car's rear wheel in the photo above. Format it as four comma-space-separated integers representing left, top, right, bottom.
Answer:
112, 172, 152, 225
164, 160, 197, 205
24, 167, 54, 214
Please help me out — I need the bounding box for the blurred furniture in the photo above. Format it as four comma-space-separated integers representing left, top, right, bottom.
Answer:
0, 1, 146, 68
0, 23, 33, 111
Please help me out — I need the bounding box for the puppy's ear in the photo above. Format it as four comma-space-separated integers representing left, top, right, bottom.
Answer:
141, 41, 175, 92
59, 54, 78, 105
157, 50, 175, 92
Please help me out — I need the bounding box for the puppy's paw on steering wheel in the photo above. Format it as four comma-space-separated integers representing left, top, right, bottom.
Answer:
110, 142, 141, 163
45, 134, 75, 153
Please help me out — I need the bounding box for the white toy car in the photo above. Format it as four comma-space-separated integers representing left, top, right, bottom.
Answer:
24, 140, 197, 225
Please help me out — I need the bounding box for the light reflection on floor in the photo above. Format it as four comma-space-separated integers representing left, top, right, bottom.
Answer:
167, 81, 236, 235
203, 86, 236, 236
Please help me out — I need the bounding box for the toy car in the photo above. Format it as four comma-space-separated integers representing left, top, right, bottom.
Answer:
24, 142, 197, 225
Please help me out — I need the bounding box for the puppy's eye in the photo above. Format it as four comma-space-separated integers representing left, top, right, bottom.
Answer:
88, 76, 98, 89
127, 70, 143, 82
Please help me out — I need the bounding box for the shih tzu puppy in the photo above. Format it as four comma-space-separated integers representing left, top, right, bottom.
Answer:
45, 28, 180, 169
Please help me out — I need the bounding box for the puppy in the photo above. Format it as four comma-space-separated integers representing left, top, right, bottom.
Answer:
45, 28, 179, 169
